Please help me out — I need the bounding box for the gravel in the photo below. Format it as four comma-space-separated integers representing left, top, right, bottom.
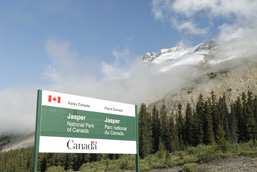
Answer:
125, 156, 257, 172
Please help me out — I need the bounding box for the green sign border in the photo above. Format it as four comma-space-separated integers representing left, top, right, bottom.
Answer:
33, 90, 139, 172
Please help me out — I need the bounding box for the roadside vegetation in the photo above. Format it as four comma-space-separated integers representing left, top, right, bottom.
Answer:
0, 141, 256, 172
0, 90, 257, 171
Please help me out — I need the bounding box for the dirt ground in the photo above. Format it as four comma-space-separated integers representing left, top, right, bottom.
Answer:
126, 156, 257, 172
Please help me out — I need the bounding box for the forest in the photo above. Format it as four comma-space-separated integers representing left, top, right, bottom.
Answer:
138, 91, 257, 158
0, 91, 256, 171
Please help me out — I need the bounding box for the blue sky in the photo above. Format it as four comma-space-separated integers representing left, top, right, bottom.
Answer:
0, 0, 217, 89
1, 0, 257, 132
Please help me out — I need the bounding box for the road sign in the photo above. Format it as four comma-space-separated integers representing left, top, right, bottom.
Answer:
33, 90, 139, 171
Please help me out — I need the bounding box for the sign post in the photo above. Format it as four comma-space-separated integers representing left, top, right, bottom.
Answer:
33, 90, 139, 171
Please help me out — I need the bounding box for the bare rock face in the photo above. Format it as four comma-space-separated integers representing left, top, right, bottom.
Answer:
1, 130, 34, 152
147, 58, 257, 115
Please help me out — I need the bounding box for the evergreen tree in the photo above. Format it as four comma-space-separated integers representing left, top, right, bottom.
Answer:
219, 94, 229, 131
211, 91, 220, 140
254, 96, 257, 144
185, 103, 194, 146
254, 95, 257, 123
234, 96, 245, 142
204, 99, 215, 145
192, 110, 203, 146
246, 91, 257, 143
215, 125, 229, 152
169, 116, 178, 151
138, 103, 152, 158
194, 94, 205, 146
176, 103, 185, 150
196, 94, 205, 123
152, 105, 160, 153
160, 104, 172, 152
241, 92, 249, 141
229, 104, 238, 143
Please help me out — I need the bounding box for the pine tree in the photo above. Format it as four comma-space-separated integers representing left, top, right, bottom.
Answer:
254, 95, 257, 123
196, 94, 205, 123
246, 91, 257, 143
229, 104, 238, 143
138, 103, 152, 158
211, 91, 220, 140
192, 110, 203, 146
176, 103, 185, 150
216, 125, 229, 152
235, 96, 244, 142
194, 94, 205, 146
160, 104, 172, 152
254, 95, 257, 144
204, 99, 215, 145
241, 92, 249, 141
152, 105, 160, 153
169, 116, 178, 151
185, 103, 194, 146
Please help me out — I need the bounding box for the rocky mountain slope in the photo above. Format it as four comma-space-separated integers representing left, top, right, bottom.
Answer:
1, 130, 34, 152
2, 39, 257, 151
147, 58, 257, 114
143, 39, 257, 114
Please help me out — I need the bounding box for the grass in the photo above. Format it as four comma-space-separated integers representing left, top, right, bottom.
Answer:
45, 141, 257, 172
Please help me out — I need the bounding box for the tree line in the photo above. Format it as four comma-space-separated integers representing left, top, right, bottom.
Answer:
0, 147, 120, 172
0, 91, 256, 171
138, 91, 257, 158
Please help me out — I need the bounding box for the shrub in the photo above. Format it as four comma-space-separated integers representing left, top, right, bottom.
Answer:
178, 151, 184, 160
182, 163, 211, 172
46, 166, 64, 172
182, 163, 197, 172
197, 145, 220, 163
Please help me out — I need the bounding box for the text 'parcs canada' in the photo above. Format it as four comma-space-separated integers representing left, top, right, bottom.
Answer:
68, 101, 90, 108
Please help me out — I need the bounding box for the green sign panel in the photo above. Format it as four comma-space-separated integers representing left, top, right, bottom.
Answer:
33, 90, 140, 172
40, 106, 136, 141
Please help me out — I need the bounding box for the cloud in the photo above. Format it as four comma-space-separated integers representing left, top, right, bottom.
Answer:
44, 39, 80, 82
151, 0, 170, 20
172, 0, 257, 19
0, 88, 37, 133
218, 24, 248, 41
171, 18, 208, 35
101, 61, 123, 78
151, 0, 257, 39
112, 48, 130, 63
0, 37, 196, 133
2, 0, 257, 134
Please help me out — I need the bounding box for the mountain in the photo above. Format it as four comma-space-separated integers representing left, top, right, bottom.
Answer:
143, 39, 257, 114
142, 40, 218, 69
2, 39, 257, 151
1, 130, 34, 152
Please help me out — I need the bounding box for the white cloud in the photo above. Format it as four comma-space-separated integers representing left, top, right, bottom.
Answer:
151, 0, 167, 20
151, 0, 257, 39
44, 39, 81, 82
174, 20, 208, 35
172, 0, 257, 19
0, 88, 37, 133
43, 65, 61, 82
0, 36, 196, 133
101, 61, 123, 78
112, 48, 130, 61
218, 24, 248, 41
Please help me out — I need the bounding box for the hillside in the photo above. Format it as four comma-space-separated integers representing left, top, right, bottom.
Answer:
2, 39, 257, 151
147, 58, 257, 114
1, 130, 34, 152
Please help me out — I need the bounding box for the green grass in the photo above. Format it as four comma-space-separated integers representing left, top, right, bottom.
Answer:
1, 141, 256, 172
78, 141, 257, 172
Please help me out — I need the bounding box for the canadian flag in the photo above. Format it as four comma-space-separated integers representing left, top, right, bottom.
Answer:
48, 95, 61, 103
92, 141, 97, 144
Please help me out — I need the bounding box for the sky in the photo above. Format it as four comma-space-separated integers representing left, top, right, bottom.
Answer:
1, 0, 257, 133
